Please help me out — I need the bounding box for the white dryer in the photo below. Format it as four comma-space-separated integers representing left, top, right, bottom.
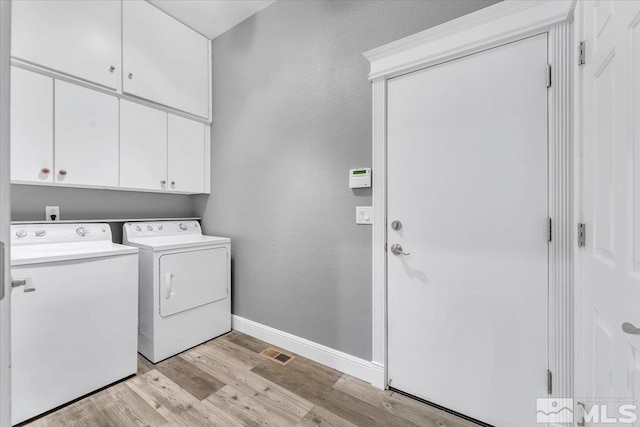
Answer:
10, 223, 139, 425
123, 221, 231, 363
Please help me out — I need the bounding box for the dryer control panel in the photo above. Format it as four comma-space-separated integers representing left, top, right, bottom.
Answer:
123, 221, 201, 240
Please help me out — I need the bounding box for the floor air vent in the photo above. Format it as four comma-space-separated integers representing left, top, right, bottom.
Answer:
260, 347, 295, 366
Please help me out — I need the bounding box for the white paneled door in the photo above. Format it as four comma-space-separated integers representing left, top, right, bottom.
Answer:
387, 34, 548, 427
577, 1, 640, 424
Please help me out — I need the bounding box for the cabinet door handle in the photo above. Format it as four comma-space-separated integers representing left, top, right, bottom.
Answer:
160, 180, 167, 185
58, 169, 67, 176
40, 168, 50, 175
170, 181, 175, 186
109, 65, 115, 73
128, 73, 133, 79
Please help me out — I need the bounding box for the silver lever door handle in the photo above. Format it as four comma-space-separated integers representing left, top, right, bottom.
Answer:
12, 278, 35, 293
390, 244, 411, 256
622, 322, 640, 335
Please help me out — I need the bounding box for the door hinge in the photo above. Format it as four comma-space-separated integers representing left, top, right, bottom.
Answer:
547, 217, 552, 242
578, 41, 586, 65
577, 223, 586, 247
546, 64, 552, 88
547, 369, 552, 395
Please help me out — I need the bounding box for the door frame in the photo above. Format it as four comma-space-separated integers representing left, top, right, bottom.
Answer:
364, 0, 577, 403
0, 0, 10, 425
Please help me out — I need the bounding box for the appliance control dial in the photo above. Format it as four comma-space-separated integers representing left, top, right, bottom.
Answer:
146, 225, 153, 231
15, 230, 27, 238
135, 225, 142, 232
76, 227, 88, 237
179, 223, 188, 231
158, 225, 164, 231
35, 230, 46, 237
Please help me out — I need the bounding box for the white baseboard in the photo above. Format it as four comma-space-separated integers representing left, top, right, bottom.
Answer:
232, 315, 385, 388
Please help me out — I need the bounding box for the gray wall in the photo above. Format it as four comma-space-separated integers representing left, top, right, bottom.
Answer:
12, 185, 194, 221
12, 185, 195, 242
195, 0, 497, 360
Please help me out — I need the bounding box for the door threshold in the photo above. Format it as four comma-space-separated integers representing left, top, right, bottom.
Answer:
388, 387, 494, 427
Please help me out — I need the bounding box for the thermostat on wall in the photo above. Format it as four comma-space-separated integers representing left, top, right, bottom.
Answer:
349, 168, 371, 188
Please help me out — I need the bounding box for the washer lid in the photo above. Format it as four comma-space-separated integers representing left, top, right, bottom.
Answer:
124, 234, 230, 251
11, 241, 138, 266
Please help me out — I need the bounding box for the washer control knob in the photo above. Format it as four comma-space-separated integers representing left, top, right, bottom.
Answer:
135, 225, 142, 232
15, 230, 27, 238
179, 223, 188, 231
146, 225, 153, 231
158, 225, 164, 231
35, 230, 46, 237
76, 227, 88, 237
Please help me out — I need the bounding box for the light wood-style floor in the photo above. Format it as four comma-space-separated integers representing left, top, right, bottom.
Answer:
23, 331, 477, 427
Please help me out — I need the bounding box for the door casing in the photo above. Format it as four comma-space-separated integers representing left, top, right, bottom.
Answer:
0, 0, 11, 425
364, 0, 577, 403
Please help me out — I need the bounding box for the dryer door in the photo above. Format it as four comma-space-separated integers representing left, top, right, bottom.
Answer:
159, 247, 228, 317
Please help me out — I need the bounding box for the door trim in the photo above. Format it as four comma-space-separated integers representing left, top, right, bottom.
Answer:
0, 0, 10, 424
365, 0, 577, 401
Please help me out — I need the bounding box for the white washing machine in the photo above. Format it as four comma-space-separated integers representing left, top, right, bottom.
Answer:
10, 223, 139, 425
123, 221, 231, 363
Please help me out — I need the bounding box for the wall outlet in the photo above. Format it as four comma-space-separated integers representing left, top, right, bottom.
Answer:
45, 206, 60, 222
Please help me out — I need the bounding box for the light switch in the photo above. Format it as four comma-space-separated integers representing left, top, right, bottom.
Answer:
356, 206, 373, 225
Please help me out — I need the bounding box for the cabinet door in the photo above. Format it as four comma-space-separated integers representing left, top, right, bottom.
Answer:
12, 1, 120, 89
120, 100, 168, 191
168, 114, 205, 193
123, 0, 209, 118
10, 68, 53, 183
55, 81, 119, 187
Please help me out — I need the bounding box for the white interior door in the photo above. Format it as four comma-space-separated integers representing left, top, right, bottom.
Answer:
0, 1, 10, 425
387, 34, 548, 427
577, 1, 640, 424
120, 100, 168, 191
54, 80, 119, 187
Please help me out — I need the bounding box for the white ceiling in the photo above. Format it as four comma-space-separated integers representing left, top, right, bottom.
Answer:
148, 0, 275, 40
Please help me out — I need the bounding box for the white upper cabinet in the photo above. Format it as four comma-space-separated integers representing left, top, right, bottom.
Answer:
12, 0, 121, 89
55, 81, 119, 187
11, 67, 54, 184
123, 0, 210, 119
168, 114, 205, 194
120, 100, 168, 191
